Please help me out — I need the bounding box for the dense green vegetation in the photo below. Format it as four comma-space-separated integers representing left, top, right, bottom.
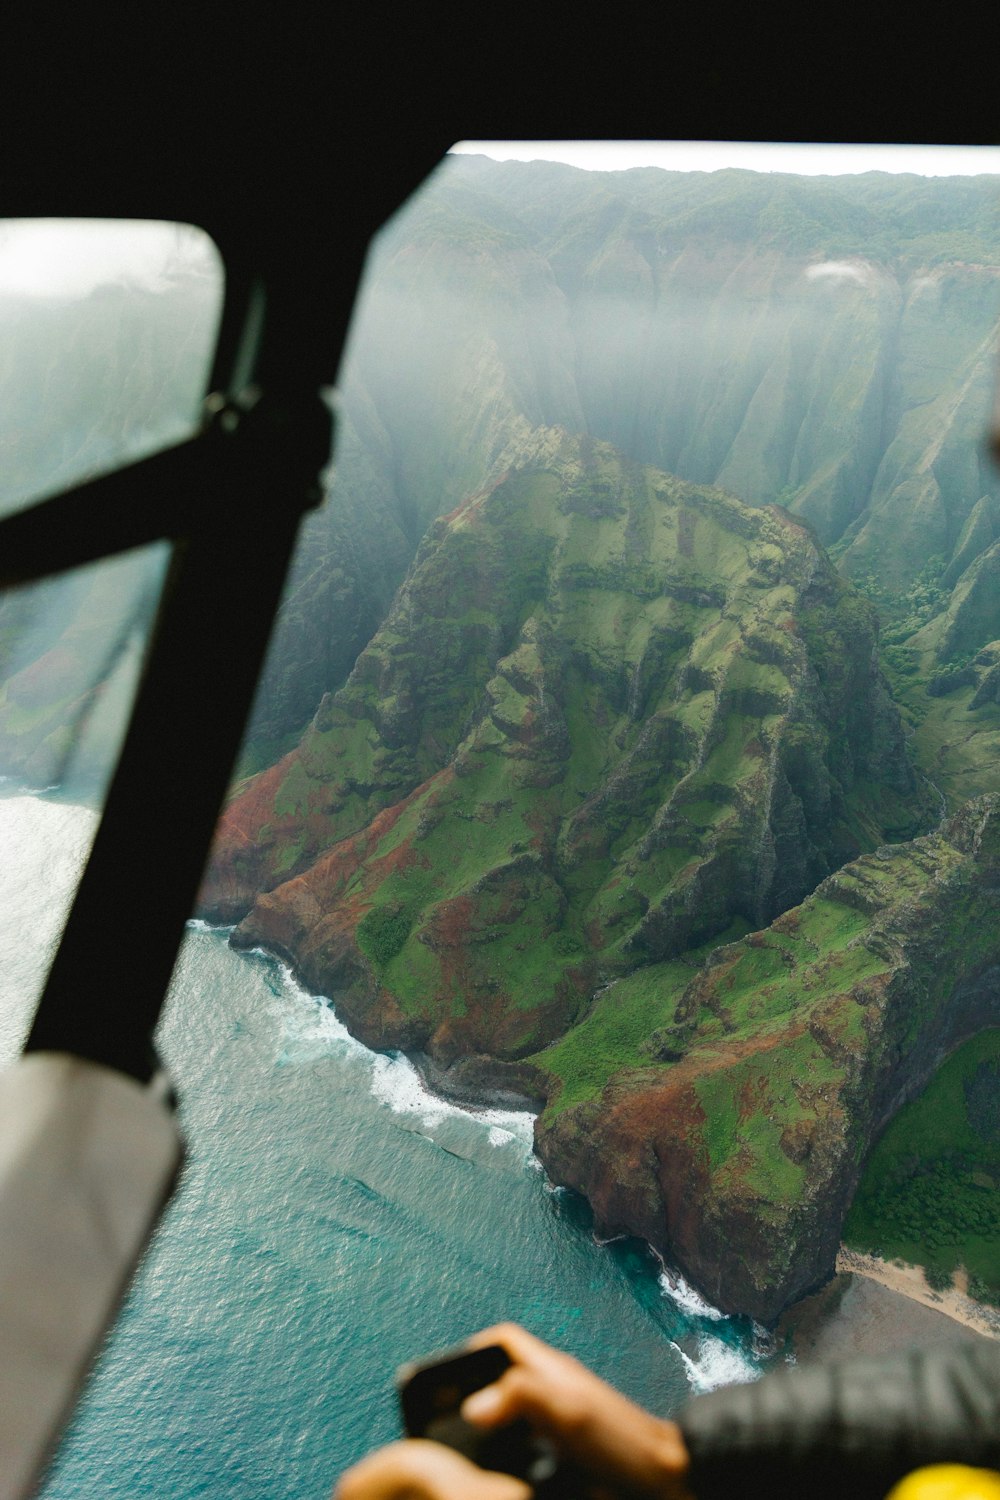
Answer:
852, 555, 951, 643
844, 1029, 1000, 1304
533, 798, 1000, 1319
224, 439, 922, 1074
356, 905, 414, 967
878, 639, 1000, 814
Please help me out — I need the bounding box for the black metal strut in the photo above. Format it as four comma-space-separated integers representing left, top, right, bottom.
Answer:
10, 256, 334, 1080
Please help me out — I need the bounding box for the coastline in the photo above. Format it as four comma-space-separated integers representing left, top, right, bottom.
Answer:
780, 1249, 1000, 1364
203, 924, 1000, 1358
410, 1048, 549, 1116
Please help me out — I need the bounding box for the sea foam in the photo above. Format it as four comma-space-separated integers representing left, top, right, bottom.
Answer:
673, 1334, 761, 1393
271, 959, 370, 1064
658, 1268, 725, 1321
369, 1049, 536, 1151
238, 942, 537, 1152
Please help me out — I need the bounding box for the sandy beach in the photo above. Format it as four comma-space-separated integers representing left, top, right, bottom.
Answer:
778, 1248, 1000, 1364
835, 1247, 1000, 1341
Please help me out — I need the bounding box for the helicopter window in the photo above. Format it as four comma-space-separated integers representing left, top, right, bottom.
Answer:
0, 220, 224, 1056
0, 219, 223, 519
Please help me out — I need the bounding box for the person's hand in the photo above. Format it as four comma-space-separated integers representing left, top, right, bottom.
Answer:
333, 1437, 531, 1500
460, 1323, 692, 1500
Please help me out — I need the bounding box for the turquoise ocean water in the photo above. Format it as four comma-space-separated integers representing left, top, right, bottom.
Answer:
1, 787, 774, 1499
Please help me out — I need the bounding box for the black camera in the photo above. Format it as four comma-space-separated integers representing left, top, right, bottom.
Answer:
397, 1342, 578, 1496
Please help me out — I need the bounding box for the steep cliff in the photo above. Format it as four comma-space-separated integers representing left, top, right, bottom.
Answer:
534, 797, 1000, 1322
456, 160, 1000, 595
211, 434, 925, 1058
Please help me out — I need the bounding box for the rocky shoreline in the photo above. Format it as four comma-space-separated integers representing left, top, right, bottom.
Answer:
307, 964, 1000, 1353
221, 794, 1000, 1327
407, 1049, 549, 1116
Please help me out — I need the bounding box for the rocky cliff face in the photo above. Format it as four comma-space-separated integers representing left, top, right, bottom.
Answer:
534, 796, 1000, 1323
206, 439, 1000, 1324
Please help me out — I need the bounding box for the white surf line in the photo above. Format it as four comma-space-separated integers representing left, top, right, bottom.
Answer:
231, 938, 538, 1152
671, 1334, 762, 1393
182, 925, 775, 1350
194, 927, 778, 1380
658, 1267, 726, 1321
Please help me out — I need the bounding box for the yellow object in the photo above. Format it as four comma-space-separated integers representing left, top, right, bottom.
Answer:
887, 1466, 1000, 1500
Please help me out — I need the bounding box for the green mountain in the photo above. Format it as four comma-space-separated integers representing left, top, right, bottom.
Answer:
536, 795, 1000, 1322
195, 436, 977, 1323
207, 432, 923, 942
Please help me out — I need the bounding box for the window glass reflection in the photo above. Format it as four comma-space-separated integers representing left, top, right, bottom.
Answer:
0, 219, 222, 517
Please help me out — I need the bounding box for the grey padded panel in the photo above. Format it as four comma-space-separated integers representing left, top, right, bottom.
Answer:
0, 1053, 180, 1499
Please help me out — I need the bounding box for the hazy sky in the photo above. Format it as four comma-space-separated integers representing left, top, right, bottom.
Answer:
450, 140, 1000, 177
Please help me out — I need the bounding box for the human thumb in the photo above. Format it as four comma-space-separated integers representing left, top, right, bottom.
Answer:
462, 1372, 526, 1429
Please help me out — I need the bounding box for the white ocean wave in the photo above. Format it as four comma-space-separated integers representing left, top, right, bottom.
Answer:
250, 951, 537, 1151
368, 1049, 536, 1149
672, 1334, 761, 1393
659, 1268, 725, 1321
369, 1051, 449, 1127
185, 917, 235, 935
283, 997, 366, 1059
271, 964, 371, 1064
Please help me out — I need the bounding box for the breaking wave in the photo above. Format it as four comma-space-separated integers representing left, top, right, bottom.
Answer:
368, 1050, 536, 1151
673, 1334, 762, 1393
185, 917, 234, 936
8, 789, 773, 1497
231, 939, 537, 1154
659, 1268, 725, 1321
